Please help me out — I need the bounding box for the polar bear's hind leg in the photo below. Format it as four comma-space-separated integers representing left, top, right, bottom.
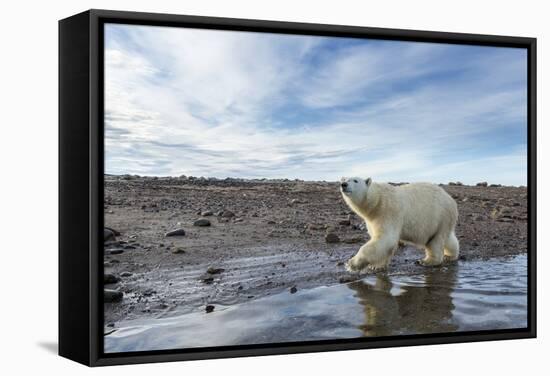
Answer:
443, 231, 460, 261
420, 233, 445, 266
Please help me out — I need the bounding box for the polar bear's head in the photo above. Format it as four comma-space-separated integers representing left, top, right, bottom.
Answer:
340, 176, 372, 204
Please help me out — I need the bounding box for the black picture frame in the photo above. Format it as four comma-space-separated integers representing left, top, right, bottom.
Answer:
59, 9, 537, 367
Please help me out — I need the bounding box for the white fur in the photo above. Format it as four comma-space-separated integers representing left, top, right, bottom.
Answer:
340, 177, 459, 272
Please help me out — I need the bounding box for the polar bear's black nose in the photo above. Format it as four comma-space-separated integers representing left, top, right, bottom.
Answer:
341, 182, 348, 188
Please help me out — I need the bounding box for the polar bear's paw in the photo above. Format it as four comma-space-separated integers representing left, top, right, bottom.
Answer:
345, 259, 360, 273
345, 257, 387, 273
443, 255, 459, 263
415, 258, 443, 267
345, 257, 367, 273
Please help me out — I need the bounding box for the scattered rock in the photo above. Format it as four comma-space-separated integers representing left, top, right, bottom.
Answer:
105, 226, 120, 235
120, 272, 133, 277
307, 223, 326, 231
338, 216, 351, 226
172, 247, 186, 254
221, 210, 235, 218
325, 232, 340, 243
165, 228, 186, 237
343, 236, 364, 244
103, 228, 116, 242
106, 248, 124, 255
104, 273, 120, 284
476, 182, 488, 187
289, 286, 298, 294
234, 217, 244, 223
193, 219, 211, 227
104, 289, 123, 303
201, 210, 213, 216
143, 289, 156, 297
497, 217, 514, 223
199, 275, 214, 284
490, 184, 502, 187
205, 305, 215, 313
339, 276, 356, 284
207, 267, 225, 275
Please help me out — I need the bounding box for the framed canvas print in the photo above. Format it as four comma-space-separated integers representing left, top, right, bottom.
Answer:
59, 9, 537, 366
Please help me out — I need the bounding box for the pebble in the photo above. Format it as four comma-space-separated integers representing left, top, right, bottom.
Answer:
289, 198, 305, 205
201, 210, 213, 216
200, 275, 214, 284
289, 286, 298, 294
105, 227, 121, 236
103, 228, 116, 242
106, 248, 124, 255
343, 236, 363, 244
307, 223, 326, 231
104, 289, 123, 303
120, 272, 133, 277
339, 276, 356, 284
338, 217, 351, 226
207, 267, 225, 274
205, 305, 215, 313
104, 273, 120, 284
165, 228, 186, 237
172, 248, 186, 254
221, 210, 235, 218
193, 219, 211, 227
325, 232, 340, 243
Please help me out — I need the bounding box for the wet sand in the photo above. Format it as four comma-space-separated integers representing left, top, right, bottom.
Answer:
103, 175, 528, 327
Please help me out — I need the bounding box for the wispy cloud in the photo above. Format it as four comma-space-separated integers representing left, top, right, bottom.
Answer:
104, 24, 527, 185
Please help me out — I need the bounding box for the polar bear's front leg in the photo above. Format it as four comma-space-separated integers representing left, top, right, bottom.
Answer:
346, 235, 398, 272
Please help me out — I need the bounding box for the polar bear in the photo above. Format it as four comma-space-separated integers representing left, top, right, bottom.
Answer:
340, 177, 459, 272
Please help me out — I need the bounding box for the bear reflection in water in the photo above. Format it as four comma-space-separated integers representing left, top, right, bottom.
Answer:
348, 267, 459, 336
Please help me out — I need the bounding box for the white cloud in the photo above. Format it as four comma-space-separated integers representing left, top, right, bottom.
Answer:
104, 24, 527, 185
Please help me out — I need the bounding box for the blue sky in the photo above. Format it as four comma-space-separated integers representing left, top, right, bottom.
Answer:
104, 24, 527, 185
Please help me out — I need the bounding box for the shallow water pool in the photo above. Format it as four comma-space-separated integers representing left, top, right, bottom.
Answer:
104, 254, 527, 352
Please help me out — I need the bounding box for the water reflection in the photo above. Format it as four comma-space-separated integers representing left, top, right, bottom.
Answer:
105, 255, 527, 353
349, 267, 458, 336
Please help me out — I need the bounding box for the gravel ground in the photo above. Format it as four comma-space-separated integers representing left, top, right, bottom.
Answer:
103, 175, 528, 328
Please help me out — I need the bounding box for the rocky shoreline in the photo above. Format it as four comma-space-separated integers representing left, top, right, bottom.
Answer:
103, 175, 528, 328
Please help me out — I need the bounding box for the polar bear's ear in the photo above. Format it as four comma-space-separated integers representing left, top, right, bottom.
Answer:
365, 177, 372, 186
